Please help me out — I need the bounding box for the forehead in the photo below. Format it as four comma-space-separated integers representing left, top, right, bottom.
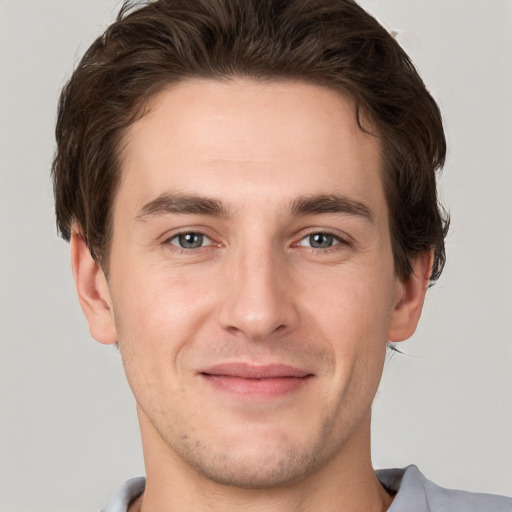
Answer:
117, 78, 385, 219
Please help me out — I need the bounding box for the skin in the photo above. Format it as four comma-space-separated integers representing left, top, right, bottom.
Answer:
71, 79, 431, 511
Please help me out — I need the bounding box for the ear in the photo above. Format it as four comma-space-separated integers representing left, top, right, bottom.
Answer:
388, 251, 433, 342
70, 232, 118, 345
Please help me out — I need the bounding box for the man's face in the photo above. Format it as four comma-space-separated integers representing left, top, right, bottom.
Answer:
96, 79, 416, 487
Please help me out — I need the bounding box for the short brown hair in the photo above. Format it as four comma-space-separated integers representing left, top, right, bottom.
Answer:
53, 0, 448, 281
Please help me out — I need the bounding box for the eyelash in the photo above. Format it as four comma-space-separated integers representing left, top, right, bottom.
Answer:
166, 232, 215, 252
164, 230, 349, 254
294, 231, 347, 250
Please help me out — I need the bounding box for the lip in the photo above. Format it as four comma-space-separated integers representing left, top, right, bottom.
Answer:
198, 363, 314, 400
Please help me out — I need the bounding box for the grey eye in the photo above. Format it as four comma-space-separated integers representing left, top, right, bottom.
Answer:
309, 233, 335, 248
170, 233, 209, 249
298, 233, 340, 249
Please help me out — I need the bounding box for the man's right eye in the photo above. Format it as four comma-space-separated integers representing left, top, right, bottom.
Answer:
168, 232, 212, 249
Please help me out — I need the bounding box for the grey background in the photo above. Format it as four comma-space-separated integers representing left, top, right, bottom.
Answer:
1, 0, 511, 510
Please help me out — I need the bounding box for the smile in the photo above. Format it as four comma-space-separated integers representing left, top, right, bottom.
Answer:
198, 363, 314, 400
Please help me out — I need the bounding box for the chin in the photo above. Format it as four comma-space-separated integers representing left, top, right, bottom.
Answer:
185, 445, 322, 489
168, 420, 339, 489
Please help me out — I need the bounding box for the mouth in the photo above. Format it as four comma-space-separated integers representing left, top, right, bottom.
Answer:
198, 363, 314, 400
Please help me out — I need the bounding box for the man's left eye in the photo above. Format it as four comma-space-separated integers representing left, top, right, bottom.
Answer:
297, 233, 341, 249
169, 232, 212, 249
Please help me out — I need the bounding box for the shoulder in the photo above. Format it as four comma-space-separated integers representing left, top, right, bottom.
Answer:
100, 477, 146, 512
377, 465, 512, 512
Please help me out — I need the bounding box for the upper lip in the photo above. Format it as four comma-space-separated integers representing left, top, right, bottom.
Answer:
199, 363, 312, 379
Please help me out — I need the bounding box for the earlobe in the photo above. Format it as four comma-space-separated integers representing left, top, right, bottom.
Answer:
70, 232, 118, 345
388, 251, 433, 343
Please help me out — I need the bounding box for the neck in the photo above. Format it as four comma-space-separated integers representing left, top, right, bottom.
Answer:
133, 410, 393, 512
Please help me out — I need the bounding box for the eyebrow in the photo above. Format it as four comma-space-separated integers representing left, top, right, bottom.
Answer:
136, 193, 229, 221
135, 192, 374, 223
290, 194, 374, 222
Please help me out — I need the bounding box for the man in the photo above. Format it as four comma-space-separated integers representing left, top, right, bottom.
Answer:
52, 0, 511, 510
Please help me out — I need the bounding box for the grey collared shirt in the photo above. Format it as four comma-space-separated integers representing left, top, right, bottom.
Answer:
377, 466, 512, 511
101, 465, 512, 511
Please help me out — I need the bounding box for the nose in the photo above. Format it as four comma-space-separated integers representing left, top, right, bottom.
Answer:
216, 245, 299, 341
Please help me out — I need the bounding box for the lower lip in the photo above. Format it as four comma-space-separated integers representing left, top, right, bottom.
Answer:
201, 374, 312, 400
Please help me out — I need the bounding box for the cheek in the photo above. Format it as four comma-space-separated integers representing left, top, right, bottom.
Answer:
114, 259, 214, 328
305, 266, 394, 392
110, 265, 221, 379
305, 264, 395, 341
